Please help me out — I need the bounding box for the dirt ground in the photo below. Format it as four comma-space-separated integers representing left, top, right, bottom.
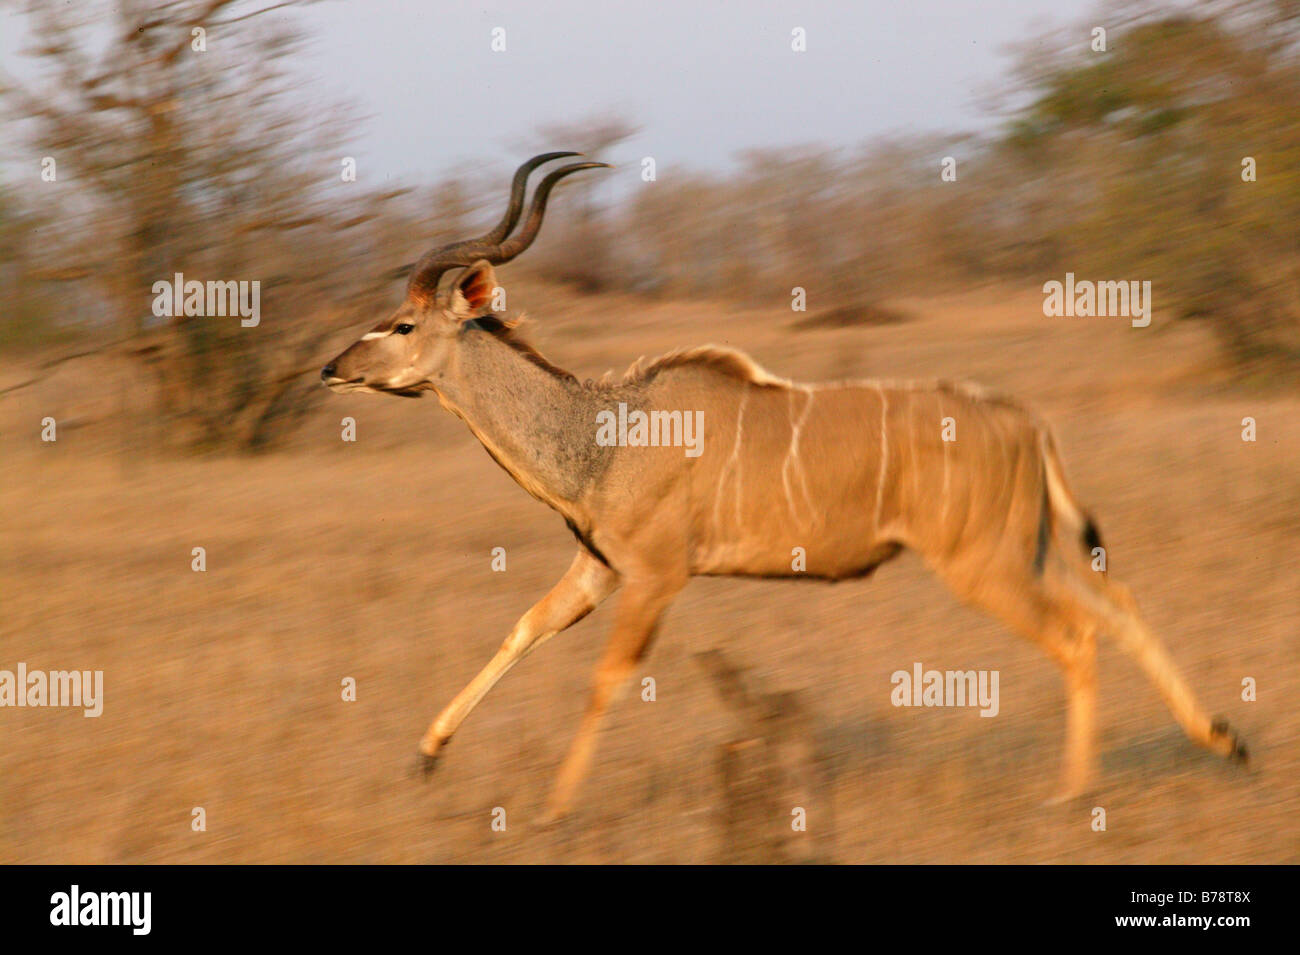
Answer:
1, 285, 1296, 863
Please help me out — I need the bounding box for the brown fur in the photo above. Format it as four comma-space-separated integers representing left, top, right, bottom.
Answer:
322, 157, 1247, 823
380, 325, 1248, 819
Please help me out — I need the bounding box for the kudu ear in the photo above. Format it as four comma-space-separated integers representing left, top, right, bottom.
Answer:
448, 260, 500, 321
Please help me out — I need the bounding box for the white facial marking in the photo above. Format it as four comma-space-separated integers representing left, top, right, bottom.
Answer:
361, 331, 388, 341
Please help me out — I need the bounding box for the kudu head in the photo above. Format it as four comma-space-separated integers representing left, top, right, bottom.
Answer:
321, 152, 608, 397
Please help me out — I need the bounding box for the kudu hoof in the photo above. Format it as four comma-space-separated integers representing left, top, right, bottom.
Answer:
411, 751, 441, 781
1211, 718, 1249, 764
533, 804, 570, 829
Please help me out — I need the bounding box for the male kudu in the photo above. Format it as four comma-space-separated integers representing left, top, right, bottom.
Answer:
323, 154, 1247, 821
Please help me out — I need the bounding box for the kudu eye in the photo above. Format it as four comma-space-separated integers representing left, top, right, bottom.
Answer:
395, 323, 415, 335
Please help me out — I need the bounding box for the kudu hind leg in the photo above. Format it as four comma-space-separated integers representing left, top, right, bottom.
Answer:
417, 550, 619, 773
1100, 580, 1247, 763
939, 566, 1101, 801
1048, 614, 1098, 802
1027, 600, 1101, 802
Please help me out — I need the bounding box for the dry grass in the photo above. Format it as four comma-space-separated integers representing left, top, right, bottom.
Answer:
1, 284, 1295, 863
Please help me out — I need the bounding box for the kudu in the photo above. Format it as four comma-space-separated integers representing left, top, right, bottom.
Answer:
323, 154, 1247, 821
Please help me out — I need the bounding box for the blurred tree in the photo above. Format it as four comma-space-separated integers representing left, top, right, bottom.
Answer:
999, 0, 1300, 373
0, 183, 78, 351
0, 0, 413, 449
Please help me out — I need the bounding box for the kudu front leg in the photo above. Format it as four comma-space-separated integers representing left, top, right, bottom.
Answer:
542, 578, 683, 823
417, 550, 619, 775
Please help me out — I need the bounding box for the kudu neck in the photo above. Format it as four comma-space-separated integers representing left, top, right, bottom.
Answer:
433, 325, 598, 508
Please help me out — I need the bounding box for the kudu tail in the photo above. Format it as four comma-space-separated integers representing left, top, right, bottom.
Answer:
1035, 429, 1104, 576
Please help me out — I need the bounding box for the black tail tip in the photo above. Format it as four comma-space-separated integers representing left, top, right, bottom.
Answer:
1082, 516, 1104, 553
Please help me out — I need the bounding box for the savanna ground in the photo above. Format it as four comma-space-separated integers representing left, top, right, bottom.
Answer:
1, 284, 1295, 863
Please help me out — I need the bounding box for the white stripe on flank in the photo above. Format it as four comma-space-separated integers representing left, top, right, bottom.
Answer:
939, 396, 950, 528
910, 399, 920, 506
713, 386, 750, 532
874, 385, 889, 530
781, 387, 816, 524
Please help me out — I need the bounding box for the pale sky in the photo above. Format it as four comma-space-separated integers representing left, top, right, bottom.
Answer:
2, 0, 1102, 185
297, 0, 1090, 182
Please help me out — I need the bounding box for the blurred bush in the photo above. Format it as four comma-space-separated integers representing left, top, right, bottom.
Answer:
2, 0, 1296, 454
0, 1, 473, 450
603, 2, 1300, 377
998, 1, 1300, 373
